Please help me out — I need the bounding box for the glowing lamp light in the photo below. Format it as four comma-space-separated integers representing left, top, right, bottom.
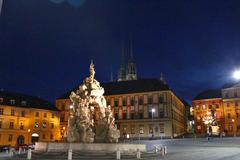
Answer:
151, 108, 156, 113
232, 70, 240, 80
126, 134, 130, 139
232, 119, 235, 122
70, 105, 73, 109
28, 129, 31, 132
63, 127, 66, 130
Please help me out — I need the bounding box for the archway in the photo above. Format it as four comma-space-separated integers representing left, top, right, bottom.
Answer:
31, 133, 39, 144
17, 135, 25, 145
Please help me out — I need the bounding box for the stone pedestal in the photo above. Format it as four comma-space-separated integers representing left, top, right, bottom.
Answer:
35, 142, 146, 153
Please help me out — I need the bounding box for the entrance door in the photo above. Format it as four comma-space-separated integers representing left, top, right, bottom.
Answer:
31, 133, 39, 144
17, 135, 25, 145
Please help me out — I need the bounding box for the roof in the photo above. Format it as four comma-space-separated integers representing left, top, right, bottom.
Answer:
0, 90, 59, 111
57, 78, 170, 99
193, 89, 222, 100
222, 82, 240, 89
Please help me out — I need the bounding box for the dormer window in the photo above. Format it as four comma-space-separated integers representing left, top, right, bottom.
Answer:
10, 99, 15, 105
0, 98, 3, 103
21, 101, 27, 106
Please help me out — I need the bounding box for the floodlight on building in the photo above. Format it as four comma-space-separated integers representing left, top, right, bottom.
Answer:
151, 108, 156, 113
232, 70, 240, 80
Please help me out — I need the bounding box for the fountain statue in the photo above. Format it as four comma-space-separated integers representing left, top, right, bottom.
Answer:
67, 61, 120, 143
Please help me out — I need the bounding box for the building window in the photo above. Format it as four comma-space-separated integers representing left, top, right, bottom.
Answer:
60, 115, 64, 122
43, 122, 47, 128
139, 97, 143, 105
21, 101, 27, 106
9, 122, 14, 129
50, 134, 53, 140
114, 100, 118, 107
237, 113, 239, 118
11, 109, 15, 116
129, 126, 134, 134
20, 123, 24, 130
149, 125, 153, 134
202, 105, 206, 110
234, 92, 238, 97
61, 105, 65, 111
155, 126, 158, 133
122, 113, 127, 120
158, 96, 164, 103
35, 122, 39, 128
42, 134, 46, 139
10, 99, 15, 105
51, 113, 55, 118
225, 93, 229, 98
8, 134, 13, 142
159, 107, 164, 118
148, 96, 153, 104
227, 113, 231, 119
21, 111, 25, 117
35, 112, 39, 117
0, 121, 2, 128
159, 124, 164, 133
44, 113, 47, 118
227, 103, 230, 107
122, 98, 126, 106
0, 98, 3, 103
50, 123, 54, 129
130, 98, 134, 106
139, 125, 144, 134
130, 113, 134, 119
114, 113, 118, 120
235, 102, 239, 107
0, 108, 4, 115
229, 125, 233, 132
139, 112, 143, 119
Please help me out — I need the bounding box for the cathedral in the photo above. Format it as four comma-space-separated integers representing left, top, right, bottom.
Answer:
117, 41, 137, 81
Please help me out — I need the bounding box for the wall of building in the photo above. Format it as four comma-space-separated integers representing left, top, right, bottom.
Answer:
0, 105, 61, 146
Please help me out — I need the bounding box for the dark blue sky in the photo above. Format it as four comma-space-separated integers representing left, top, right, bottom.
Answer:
1, 0, 240, 103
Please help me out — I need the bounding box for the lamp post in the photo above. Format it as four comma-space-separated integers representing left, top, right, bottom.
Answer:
27, 129, 31, 144
151, 108, 155, 138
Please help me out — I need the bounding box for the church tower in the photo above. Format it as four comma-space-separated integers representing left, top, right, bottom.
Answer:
118, 41, 126, 81
126, 40, 137, 80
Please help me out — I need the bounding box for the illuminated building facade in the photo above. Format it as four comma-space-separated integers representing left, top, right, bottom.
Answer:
56, 78, 187, 139
0, 90, 61, 146
193, 82, 240, 136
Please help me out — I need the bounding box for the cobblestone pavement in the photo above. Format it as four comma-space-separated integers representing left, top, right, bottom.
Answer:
1, 137, 240, 160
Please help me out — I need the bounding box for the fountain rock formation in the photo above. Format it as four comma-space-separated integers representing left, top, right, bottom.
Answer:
67, 62, 120, 143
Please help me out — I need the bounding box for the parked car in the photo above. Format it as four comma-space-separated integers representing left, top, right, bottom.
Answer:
0, 145, 10, 152
15, 144, 28, 151
28, 144, 35, 150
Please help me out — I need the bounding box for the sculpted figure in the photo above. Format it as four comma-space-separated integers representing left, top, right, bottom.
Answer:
67, 62, 120, 143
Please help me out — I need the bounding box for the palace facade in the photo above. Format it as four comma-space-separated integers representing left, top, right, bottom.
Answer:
0, 90, 61, 146
192, 82, 240, 136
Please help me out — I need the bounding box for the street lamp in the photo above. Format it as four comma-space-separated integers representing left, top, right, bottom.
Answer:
28, 129, 31, 144
232, 70, 240, 80
151, 108, 155, 138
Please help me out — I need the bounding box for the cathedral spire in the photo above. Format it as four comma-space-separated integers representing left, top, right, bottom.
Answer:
126, 39, 137, 80
118, 41, 126, 81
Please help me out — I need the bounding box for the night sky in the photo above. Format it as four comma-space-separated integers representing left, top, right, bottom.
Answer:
1, 0, 240, 104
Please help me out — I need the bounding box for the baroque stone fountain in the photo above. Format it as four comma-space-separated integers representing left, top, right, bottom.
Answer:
34, 62, 146, 152
67, 61, 120, 143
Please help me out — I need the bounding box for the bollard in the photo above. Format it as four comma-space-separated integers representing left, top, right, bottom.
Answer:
154, 145, 158, 153
18, 147, 22, 154
68, 149, 72, 160
161, 147, 165, 156
136, 149, 141, 159
9, 148, 14, 157
164, 146, 167, 155
27, 148, 32, 160
116, 149, 121, 160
